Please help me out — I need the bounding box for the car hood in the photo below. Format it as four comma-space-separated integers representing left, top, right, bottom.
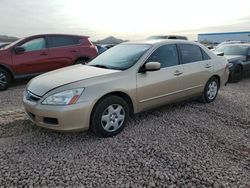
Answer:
27, 65, 120, 96
224, 55, 246, 62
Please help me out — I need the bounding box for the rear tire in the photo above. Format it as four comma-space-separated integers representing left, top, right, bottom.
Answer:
199, 77, 219, 103
91, 95, 129, 137
229, 65, 242, 83
0, 68, 11, 91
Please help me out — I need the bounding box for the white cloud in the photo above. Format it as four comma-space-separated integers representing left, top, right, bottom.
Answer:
0, 0, 250, 40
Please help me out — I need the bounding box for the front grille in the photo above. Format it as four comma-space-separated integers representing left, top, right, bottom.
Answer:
26, 90, 41, 102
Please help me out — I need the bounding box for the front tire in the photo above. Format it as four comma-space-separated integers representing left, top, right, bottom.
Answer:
91, 95, 129, 137
0, 68, 11, 91
200, 77, 219, 103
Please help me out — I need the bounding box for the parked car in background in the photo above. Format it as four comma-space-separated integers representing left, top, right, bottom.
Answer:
0, 42, 10, 49
215, 41, 249, 49
214, 44, 250, 82
96, 44, 107, 54
102, 44, 116, 49
147, 35, 188, 40
0, 34, 98, 90
23, 40, 229, 137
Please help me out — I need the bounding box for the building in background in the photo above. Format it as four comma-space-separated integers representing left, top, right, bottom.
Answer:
198, 31, 250, 44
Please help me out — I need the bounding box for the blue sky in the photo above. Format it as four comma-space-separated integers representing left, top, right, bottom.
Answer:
0, 0, 250, 40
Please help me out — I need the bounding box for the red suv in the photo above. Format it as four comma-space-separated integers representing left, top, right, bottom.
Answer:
0, 34, 98, 90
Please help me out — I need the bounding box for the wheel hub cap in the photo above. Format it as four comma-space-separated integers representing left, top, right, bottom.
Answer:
101, 104, 125, 132
207, 81, 218, 100
0, 73, 7, 87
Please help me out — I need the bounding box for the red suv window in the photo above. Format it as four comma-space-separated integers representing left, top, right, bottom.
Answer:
48, 35, 79, 48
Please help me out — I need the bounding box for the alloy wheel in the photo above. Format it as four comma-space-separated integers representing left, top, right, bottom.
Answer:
0, 73, 7, 88
207, 81, 218, 100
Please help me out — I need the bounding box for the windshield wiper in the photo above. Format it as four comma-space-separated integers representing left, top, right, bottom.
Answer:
90, 64, 110, 69
90, 64, 124, 70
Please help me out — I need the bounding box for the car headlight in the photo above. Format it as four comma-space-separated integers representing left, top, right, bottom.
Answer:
42, 88, 84, 105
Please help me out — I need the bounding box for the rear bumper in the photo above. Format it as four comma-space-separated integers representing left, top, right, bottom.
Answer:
23, 97, 93, 131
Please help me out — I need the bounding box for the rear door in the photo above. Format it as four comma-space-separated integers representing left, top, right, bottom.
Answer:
136, 44, 184, 112
178, 44, 213, 97
47, 35, 81, 70
12, 37, 50, 74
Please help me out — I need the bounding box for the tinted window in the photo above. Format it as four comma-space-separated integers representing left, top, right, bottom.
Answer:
73, 36, 82, 44
179, 44, 203, 64
178, 36, 188, 40
48, 36, 76, 48
168, 36, 177, 39
146, 44, 179, 68
21, 38, 45, 52
201, 48, 211, 60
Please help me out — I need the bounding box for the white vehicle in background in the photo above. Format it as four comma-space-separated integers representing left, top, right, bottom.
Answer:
0, 42, 10, 49
215, 41, 249, 49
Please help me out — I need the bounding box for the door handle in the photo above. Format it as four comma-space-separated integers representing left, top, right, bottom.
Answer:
71, 50, 77, 53
173, 70, 183, 76
205, 64, 212, 68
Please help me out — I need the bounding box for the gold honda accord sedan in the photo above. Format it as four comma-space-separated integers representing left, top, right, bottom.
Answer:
23, 40, 229, 137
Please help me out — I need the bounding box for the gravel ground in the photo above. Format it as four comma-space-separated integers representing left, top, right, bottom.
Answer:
0, 78, 249, 187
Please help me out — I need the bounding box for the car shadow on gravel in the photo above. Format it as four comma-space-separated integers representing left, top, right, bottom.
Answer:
10, 79, 29, 88
0, 120, 39, 138
1, 93, 249, 145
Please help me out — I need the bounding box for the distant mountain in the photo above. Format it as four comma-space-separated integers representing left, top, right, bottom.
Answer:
0, 35, 19, 42
95, 36, 126, 44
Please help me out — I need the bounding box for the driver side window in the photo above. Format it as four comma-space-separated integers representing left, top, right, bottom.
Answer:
21, 38, 45, 52
146, 44, 179, 68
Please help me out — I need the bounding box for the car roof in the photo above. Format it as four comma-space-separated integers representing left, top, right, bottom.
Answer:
122, 39, 197, 46
24, 34, 89, 39
148, 35, 187, 38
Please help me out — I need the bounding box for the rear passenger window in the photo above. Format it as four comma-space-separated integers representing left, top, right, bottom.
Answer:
201, 48, 211, 60
73, 37, 82, 45
48, 36, 76, 48
179, 44, 203, 64
146, 44, 179, 68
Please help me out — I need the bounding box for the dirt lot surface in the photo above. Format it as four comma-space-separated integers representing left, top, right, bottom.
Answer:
0, 78, 249, 187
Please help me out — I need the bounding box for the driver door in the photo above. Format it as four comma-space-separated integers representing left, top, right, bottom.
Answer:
136, 44, 184, 112
12, 37, 50, 75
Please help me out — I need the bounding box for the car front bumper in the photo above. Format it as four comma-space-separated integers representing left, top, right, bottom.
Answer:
23, 97, 93, 131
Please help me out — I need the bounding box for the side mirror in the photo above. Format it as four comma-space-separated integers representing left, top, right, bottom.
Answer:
14, 46, 25, 54
143, 62, 161, 72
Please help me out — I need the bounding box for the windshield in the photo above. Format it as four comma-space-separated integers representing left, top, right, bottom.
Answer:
215, 45, 249, 55
88, 44, 151, 70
